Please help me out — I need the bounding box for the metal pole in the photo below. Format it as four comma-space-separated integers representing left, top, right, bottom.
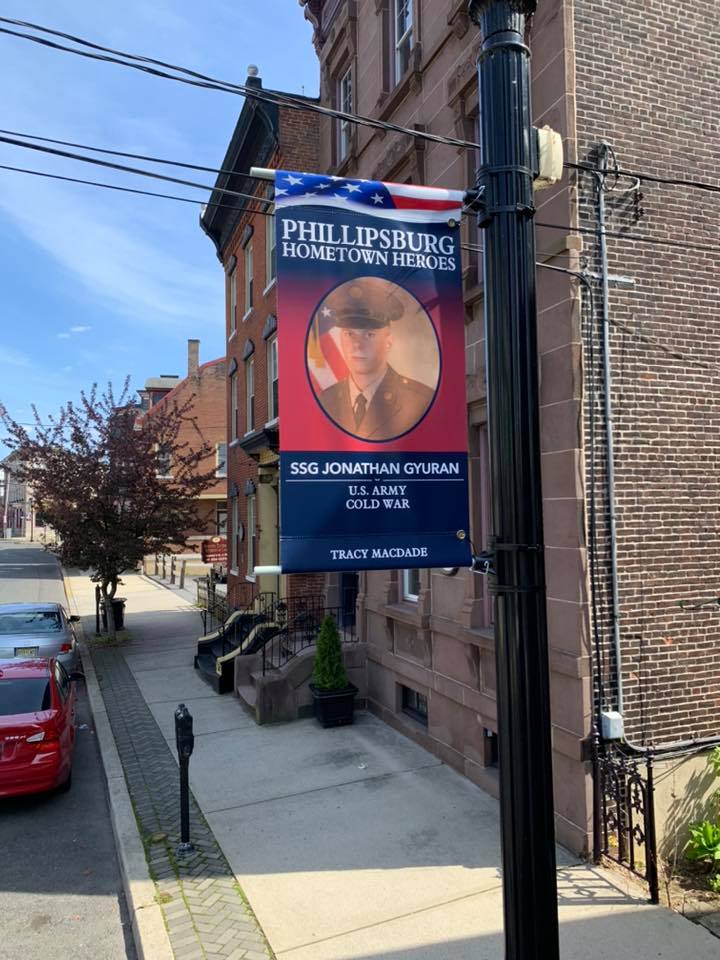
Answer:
179, 755, 190, 847
95, 585, 101, 635
467, 2, 560, 958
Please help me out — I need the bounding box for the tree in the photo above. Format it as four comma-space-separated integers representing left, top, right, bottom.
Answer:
1, 380, 217, 631
312, 614, 349, 691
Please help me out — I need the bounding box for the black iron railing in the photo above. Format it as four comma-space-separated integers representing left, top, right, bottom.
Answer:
594, 742, 659, 903
262, 599, 358, 675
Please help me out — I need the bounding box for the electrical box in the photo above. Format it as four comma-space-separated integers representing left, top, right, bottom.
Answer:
533, 125, 564, 189
601, 710, 625, 741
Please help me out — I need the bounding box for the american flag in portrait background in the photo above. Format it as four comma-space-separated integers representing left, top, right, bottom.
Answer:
273, 170, 463, 223
307, 307, 348, 394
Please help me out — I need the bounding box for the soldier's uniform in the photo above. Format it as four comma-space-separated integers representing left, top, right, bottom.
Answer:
316, 281, 436, 441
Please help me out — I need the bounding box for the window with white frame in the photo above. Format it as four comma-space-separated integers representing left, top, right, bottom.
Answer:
244, 241, 253, 318
265, 193, 276, 288
393, 0, 413, 82
230, 498, 239, 570
245, 357, 255, 433
229, 265, 237, 336
230, 372, 238, 441
338, 67, 353, 162
246, 494, 257, 578
402, 568, 421, 601
215, 442, 227, 478
267, 336, 278, 421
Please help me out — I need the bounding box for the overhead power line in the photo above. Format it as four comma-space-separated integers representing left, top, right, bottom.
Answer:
0, 17, 480, 152
0, 127, 255, 180
0, 162, 272, 215
6, 17, 720, 202
0, 133, 270, 210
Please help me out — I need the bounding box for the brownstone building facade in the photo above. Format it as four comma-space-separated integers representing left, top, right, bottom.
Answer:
299, 0, 720, 858
201, 72, 325, 609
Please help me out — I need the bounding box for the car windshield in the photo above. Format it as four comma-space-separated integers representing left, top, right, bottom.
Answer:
0, 679, 52, 715
0, 612, 62, 635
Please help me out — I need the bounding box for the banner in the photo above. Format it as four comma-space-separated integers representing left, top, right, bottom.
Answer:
275, 170, 471, 573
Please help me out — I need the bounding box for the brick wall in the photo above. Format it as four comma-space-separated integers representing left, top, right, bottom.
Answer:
143, 356, 227, 545
574, 0, 720, 743
224, 105, 321, 609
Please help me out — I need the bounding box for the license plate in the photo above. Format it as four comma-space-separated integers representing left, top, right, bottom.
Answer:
15, 646, 39, 657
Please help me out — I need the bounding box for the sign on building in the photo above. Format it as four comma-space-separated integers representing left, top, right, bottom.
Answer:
275, 170, 471, 573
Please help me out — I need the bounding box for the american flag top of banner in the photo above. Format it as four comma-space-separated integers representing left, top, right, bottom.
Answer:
274, 169, 472, 575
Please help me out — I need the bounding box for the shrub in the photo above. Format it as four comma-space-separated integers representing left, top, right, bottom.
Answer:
312, 614, 349, 691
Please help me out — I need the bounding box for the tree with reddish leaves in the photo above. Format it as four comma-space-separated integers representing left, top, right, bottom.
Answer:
2, 380, 216, 633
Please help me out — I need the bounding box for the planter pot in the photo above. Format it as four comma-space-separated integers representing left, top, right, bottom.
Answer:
309, 682, 358, 728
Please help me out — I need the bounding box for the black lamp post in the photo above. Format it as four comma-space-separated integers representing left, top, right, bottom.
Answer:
466, 2, 560, 958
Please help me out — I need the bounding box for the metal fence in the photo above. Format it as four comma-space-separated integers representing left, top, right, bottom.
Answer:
261, 599, 358, 675
195, 580, 360, 677
594, 743, 659, 903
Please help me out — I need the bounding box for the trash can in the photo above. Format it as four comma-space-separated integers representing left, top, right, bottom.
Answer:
101, 597, 127, 630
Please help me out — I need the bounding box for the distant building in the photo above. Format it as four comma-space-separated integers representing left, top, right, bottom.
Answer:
139, 340, 227, 556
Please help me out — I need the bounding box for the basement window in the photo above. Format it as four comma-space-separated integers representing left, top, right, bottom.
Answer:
401, 685, 428, 726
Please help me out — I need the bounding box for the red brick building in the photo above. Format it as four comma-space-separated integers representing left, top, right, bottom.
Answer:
200, 70, 326, 609
139, 339, 227, 553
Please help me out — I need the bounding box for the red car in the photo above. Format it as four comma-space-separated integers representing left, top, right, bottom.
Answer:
0, 658, 76, 798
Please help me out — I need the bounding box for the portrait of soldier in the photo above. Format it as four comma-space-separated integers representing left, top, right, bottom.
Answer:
310, 279, 438, 441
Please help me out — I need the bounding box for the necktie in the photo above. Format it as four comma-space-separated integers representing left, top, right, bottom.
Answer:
353, 393, 367, 428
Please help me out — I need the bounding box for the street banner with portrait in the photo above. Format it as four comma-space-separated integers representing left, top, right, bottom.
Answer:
275, 169, 471, 573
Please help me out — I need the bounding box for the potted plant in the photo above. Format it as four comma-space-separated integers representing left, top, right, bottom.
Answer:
309, 614, 358, 727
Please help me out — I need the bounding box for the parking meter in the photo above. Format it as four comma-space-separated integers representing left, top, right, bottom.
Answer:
174, 703, 195, 759
174, 703, 194, 854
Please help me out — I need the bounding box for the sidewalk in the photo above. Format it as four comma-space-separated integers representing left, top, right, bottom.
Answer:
65, 571, 720, 960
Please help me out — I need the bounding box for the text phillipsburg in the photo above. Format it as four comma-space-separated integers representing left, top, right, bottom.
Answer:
280, 219, 457, 271
289, 461, 461, 476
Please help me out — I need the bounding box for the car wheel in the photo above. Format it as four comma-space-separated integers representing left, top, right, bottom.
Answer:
58, 769, 73, 794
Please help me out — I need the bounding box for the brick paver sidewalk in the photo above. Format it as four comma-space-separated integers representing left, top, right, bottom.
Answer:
90, 644, 272, 960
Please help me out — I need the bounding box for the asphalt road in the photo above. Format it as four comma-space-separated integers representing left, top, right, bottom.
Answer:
0, 541, 136, 960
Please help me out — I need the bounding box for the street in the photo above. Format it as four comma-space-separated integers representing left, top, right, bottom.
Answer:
0, 542, 135, 960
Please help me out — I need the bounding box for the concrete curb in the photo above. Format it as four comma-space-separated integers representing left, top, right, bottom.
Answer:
63, 574, 174, 960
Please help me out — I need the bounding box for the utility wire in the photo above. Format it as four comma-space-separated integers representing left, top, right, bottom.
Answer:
0, 133, 270, 210
3, 133, 712, 258
0, 18, 480, 152
0, 127, 256, 180
0, 162, 273, 215
7, 17, 720, 205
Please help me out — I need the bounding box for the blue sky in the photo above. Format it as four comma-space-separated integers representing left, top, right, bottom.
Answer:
0, 2, 318, 450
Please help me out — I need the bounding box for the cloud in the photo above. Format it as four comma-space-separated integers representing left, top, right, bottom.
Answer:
69, 325, 92, 334
3, 348, 31, 368
57, 332, 71, 339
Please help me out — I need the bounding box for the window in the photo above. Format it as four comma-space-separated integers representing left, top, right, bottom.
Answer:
401, 685, 428, 726
156, 445, 172, 478
247, 494, 257, 578
229, 265, 237, 336
244, 241, 253, 318
245, 357, 255, 433
267, 337, 278, 421
393, 0, 413, 82
215, 442, 227, 478
216, 500, 227, 536
230, 372, 238, 441
230, 498, 239, 571
0, 678, 51, 716
265, 194, 276, 288
338, 67, 353, 162
402, 568, 421, 601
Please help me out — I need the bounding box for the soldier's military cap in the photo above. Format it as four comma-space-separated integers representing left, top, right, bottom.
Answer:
323, 279, 405, 330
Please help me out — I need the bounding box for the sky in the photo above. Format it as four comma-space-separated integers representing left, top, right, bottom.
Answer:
0, 2, 318, 452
